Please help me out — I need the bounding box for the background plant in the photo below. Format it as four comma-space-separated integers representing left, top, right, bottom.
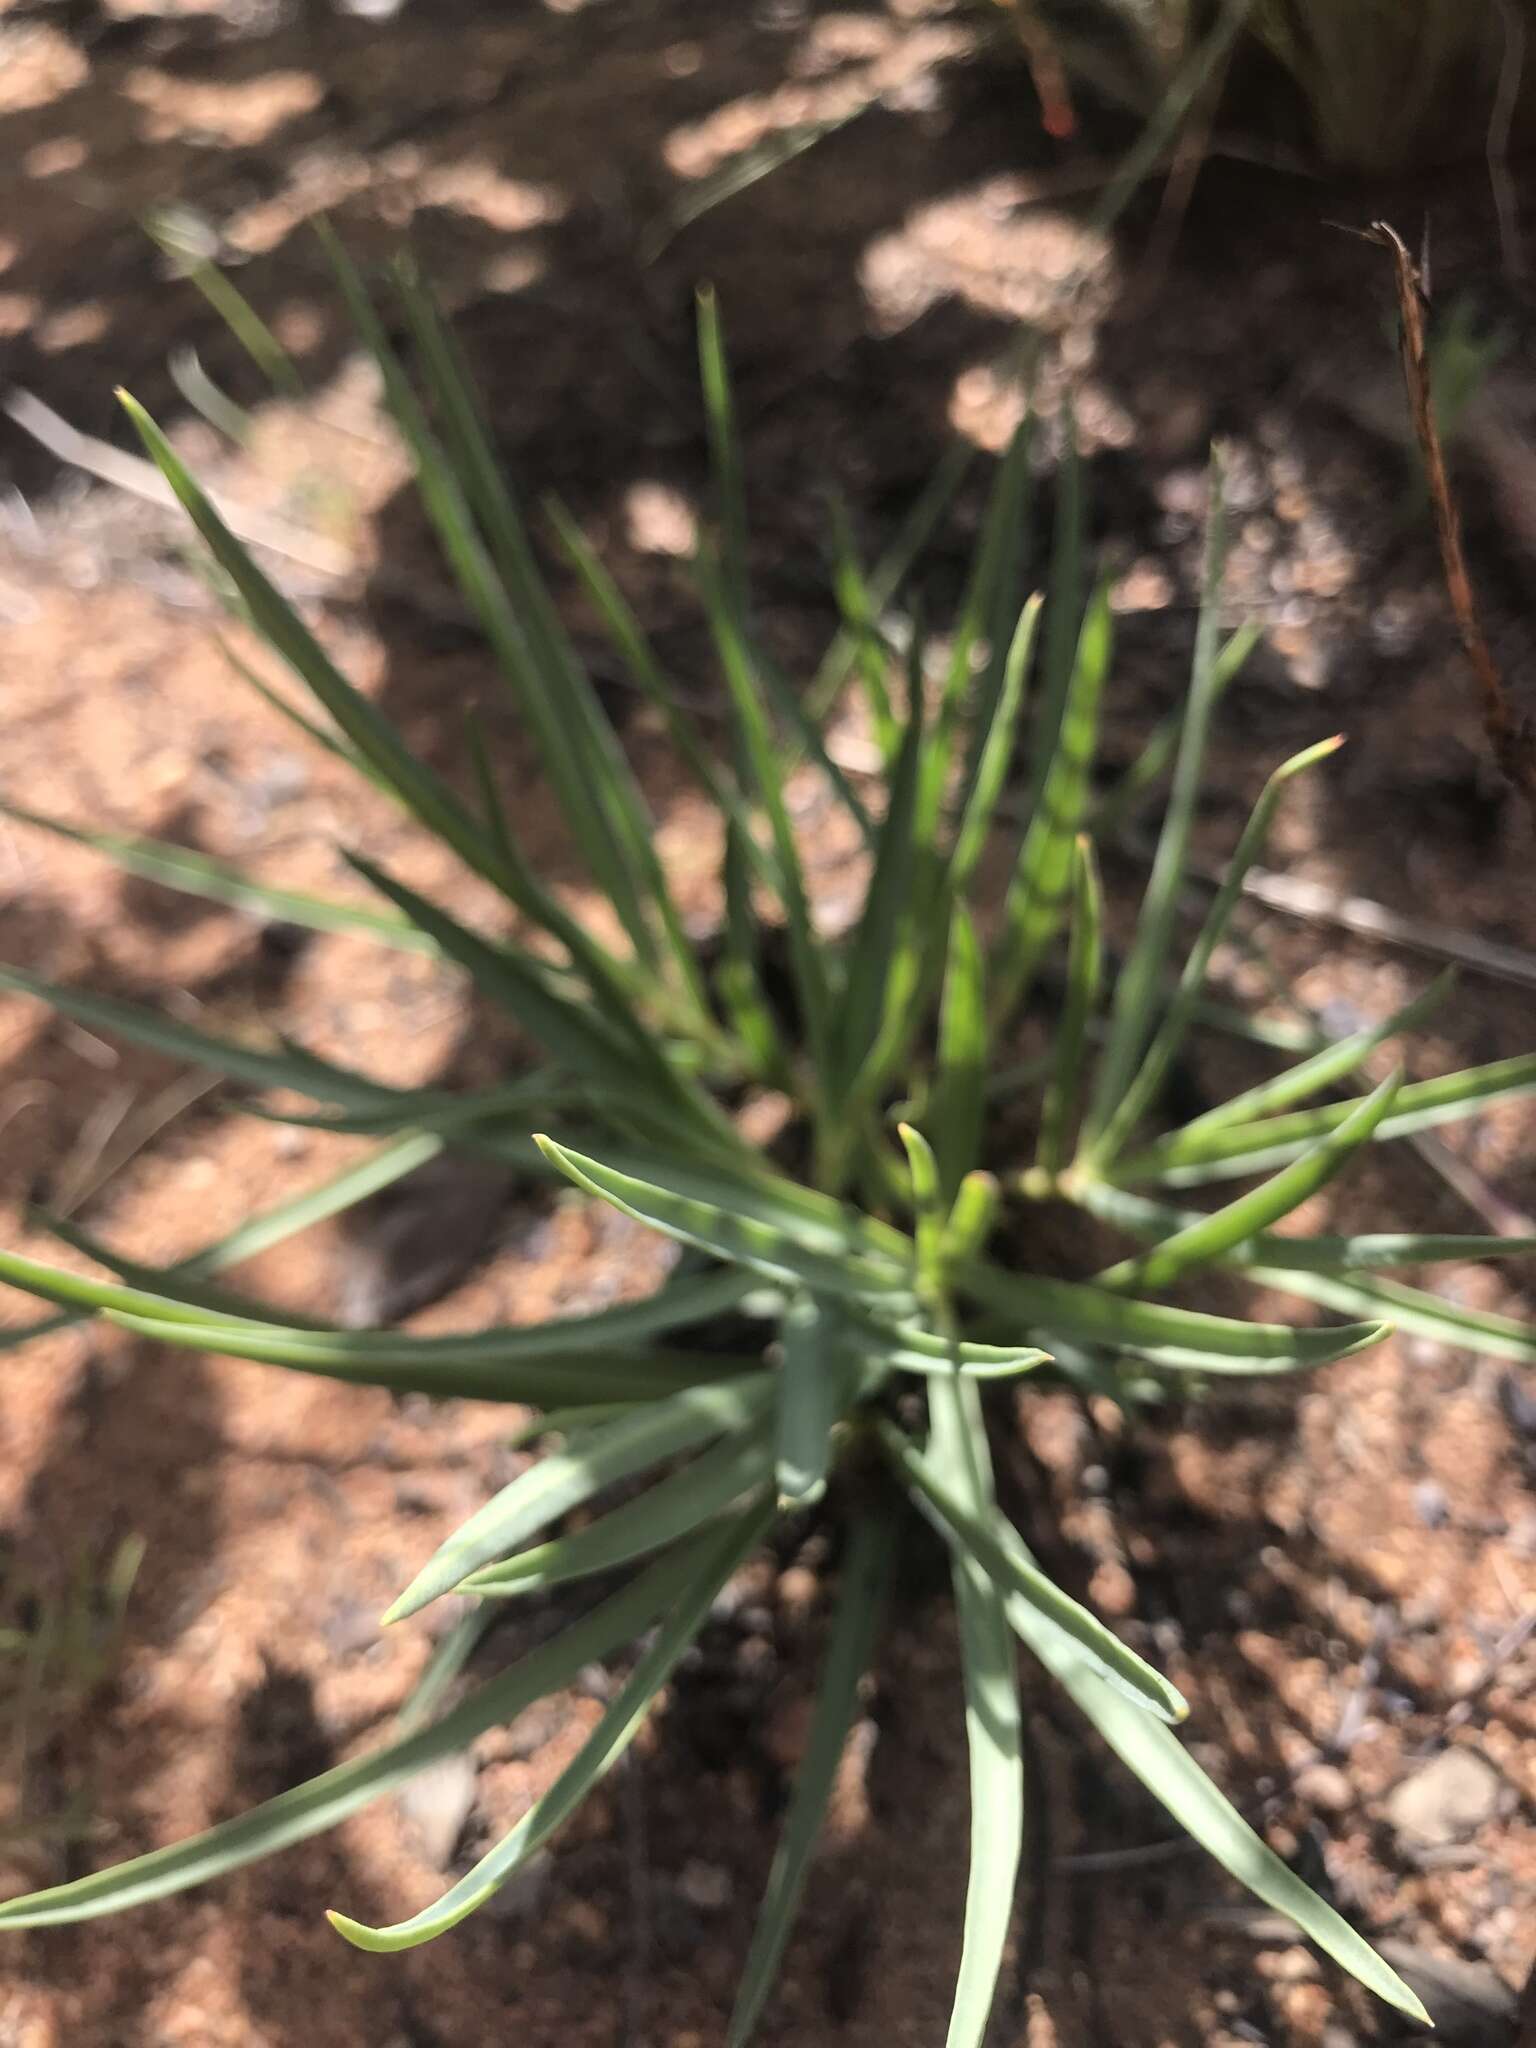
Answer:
4, 240, 1536, 2038
998, 0, 1528, 175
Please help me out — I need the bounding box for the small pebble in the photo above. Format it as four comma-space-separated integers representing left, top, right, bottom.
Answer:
1294, 1763, 1355, 1815
677, 1859, 733, 1913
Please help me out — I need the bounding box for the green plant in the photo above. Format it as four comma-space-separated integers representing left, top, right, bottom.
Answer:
0, 1536, 144, 1865
1015, 0, 1521, 174
5, 245, 1536, 2038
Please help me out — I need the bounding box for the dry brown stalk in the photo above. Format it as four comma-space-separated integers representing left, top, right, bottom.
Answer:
1367, 218, 1536, 833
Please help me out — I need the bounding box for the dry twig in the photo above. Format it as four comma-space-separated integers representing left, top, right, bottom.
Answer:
1365, 219, 1536, 832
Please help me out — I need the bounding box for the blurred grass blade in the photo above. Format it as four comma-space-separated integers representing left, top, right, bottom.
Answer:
1099, 1069, 1404, 1293
0, 1127, 435, 1356
118, 393, 525, 915
333, 1504, 770, 1952
218, 637, 380, 782
697, 286, 749, 618
1242, 1267, 1536, 1367
1151, 972, 1455, 1147
930, 907, 986, 1207
545, 495, 776, 883
1035, 837, 1102, 1177
463, 1428, 773, 1597
1006, 1583, 1429, 2025
537, 1138, 915, 1304
925, 1369, 1022, 2048
827, 495, 900, 761
0, 798, 431, 953
719, 820, 789, 1083
1121, 1049, 1536, 1187
0, 1539, 711, 1929
881, 1422, 1185, 1722
1069, 1178, 1536, 1276
1088, 736, 1344, 1167
27, 1212, 331, 1332
1083, 453, 1232, 1146
959, 1260, 1387, 1370
342, 851, 682, 1113
387, 1373, 777, 1622
698, 558, 835, 1095
774, 1292, 848, 1507
949, 594, 1043, 899
145, 208, 300, 394
728, 1503, 894, 2046
836, 684, 924, 1088
392, 257, 706, 1011
807, 442, 972, 725
1090, 624, 1261, 842
320, 237, 662, 974
0, 963, 416, 1116
109, 1312, 737, 1407
991, 583, 1113, 1024
1024, 408, 1084, 806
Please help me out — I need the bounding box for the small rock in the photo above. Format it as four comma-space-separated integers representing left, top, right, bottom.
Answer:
398, 1752, 477, 1869
677, 1859, 733, 1914
1384, 1748, 1502, 1852
1414, 1480, 1451, 1529
1294, 1763, 1355, 1815
775, 1566, 818, 1619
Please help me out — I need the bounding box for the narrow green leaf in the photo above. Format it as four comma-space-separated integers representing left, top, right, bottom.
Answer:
1024, 409, 1085, 810
991, 583, 1114, 1025
1067, 1177, 1536, 1277
535, 1140, 915, 1306
386, 1372, 776, 1622
1089, 623, 1261, 842
1142, 971, 1455, 1153
949, 594, 1043, 899
774, 1293, 849, 1508
826, 496, 900, 761
718, 820, 789, 1083
697, 558, 835, 1094
1036, 837, 1102, 1178
697, 287, 749, 619
321, 236, 661, 972
925, 1370, 1022, 2048
855, 1315, 1047, 1380
28, 1211, 331, 1332
1007, 1588, 1429, 2024
110, 1311, 738, 1408
463, 1427, 773, 1596
0, 963, 415, 1116
0, 1540, 710, 1928
1083, 453, 1233, 1146
218, 637, 377, 780
1098, 1068, 1404, 1293
331, 1504, 771, 1951
837, 686, 924, 1087
545, 495, 776, 885
0, 799, 430, 952
881, 1422, 1186, 1723
1243, 1266, 1536, 1368
897, 1122, 946, 1303
1087, 735, 1345, 1168
118, 391, 524, 916
1122, 1048, 1536, 1187
959, 1260, 1388, 1371
342, 852, 669, 1107
806, 441, 972, 726
930, 908, 987, 1208
728, 1503, 894, 2046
